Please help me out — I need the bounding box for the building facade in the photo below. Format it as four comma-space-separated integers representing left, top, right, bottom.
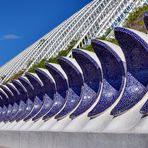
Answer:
0, 0, 146, 84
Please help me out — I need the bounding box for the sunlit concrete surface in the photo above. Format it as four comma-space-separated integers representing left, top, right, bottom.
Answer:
0, 132, 147, 148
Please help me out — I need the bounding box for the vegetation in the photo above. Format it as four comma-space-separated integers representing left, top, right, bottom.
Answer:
28, 40, 77, 72
82, 45, 93, 52
48, 40, 77, 63
94, 4, 148, 45
97, 36, 118, 45
123, 4, 148, 33
28, 59, 46, 73
82, 37, 118, 52
4, 69, 25, 83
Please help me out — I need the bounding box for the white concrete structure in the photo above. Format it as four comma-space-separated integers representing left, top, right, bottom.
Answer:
0, 1, 147, 148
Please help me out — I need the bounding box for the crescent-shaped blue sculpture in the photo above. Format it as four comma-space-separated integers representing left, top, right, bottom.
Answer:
5, 83, 20, 122
0, 89, 9, 122
42, 63, 68, 120
23, 72, 44, 121
32, 68, 56, 121
144, 12, 148, 31
138, 12, 148, 117
11, 80, 28, 122
88, 39, 126, 118
55, 57, 83, 120
70, 49, 103, 119
0, 86, 14, 122
111, 27, 148, 116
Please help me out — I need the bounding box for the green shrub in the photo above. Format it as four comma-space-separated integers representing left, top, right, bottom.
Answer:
97, 37, 118, 45
29, 40, 78, 72
82, 45, 93, 51
123, 4, 148, 33
28, 59, 46, 73
4, 69, 25, 84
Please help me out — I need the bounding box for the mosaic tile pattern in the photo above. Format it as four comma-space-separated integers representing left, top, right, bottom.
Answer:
144, 12, 148, 30
88, 40, 125, 118
7, 103, 19, 122
11, 80, 31, 121
42, 63, 68, 120
43, 93, 65, 120
18, 77, 34, 100
111, 72, 146, 116
139, 12, 148, 115
88, 79, 119, 118
0, 106, 7, 122
30, 69, 56, 121
12, 80, 28, 103
23, 96, 43, 121
3, 104, 13, 122
0, 86, 14, 122
15, 100, 32, 122
23, 73, 45, 121
70, 49, 102, 119
0, 91, 8, 107
5, 84, 20, 122
55, 57, 83, 120
0, 13, 147, 131
32, 94, 53, 121
1, 86, 14, 106
111, 27, 148, 116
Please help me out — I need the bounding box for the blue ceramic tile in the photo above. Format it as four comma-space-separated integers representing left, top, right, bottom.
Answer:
15, 99, 33, 122
55, 57, 83, 120
0, 106, 7, 122
23, 96, 43, 121
111, 27, 148, 116
111, 72, 146, 116
43, 93, 65, 120
41, 64, 68, 120
144, 12, 148, 31
3, 104, 13, 122
88, 40, 125, 118
32, 94, 53, 121
7, 103, 19, 122
70, 49, 102, 119
89, 80, 118, 117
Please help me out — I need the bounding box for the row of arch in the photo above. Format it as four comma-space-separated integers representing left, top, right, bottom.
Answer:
0, 13, 147, 133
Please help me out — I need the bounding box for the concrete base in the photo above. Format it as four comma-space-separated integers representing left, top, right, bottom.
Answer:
0, 131, 147, 148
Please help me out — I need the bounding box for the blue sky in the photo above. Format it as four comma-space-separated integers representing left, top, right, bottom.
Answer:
0, 0, 91, 66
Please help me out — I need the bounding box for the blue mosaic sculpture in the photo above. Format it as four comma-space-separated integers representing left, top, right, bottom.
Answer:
11, 80, 29, 122
111, 27, 148, 116
42, 63, 68, 120
23, 72, 44, 121
0, 86, 14, 122
0, 12, 147, 133
139, 15, 148, 116
0, 89, 9, 122
5, 83, 19, 122
0, 90, 7, 108
144, 12, 148, 30
55, 57, 83, 120
70, 49, 103, 119
32, 68, 55, 121
88, 39, 126, 118
0, 96, 5, 122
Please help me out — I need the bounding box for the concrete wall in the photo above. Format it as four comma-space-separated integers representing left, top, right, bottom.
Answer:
0, 131, 147, 148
